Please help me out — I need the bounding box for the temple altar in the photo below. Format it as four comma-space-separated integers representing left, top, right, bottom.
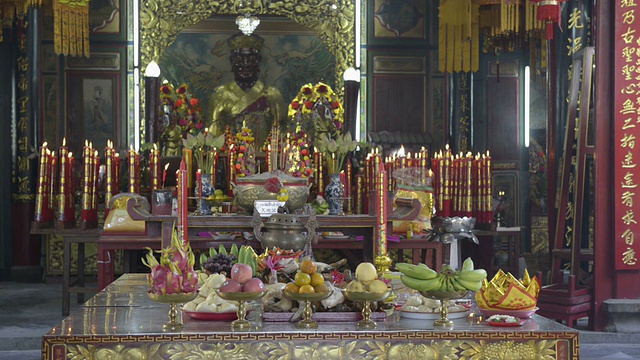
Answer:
42, 274, 580, 359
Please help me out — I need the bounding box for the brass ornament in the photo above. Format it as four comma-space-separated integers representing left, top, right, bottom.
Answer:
60, 338, 561, 359
140, 0, 355, 98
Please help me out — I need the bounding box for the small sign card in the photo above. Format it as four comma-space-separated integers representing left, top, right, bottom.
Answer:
254, 200, 285, 216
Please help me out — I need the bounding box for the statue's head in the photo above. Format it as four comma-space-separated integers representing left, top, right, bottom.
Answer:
227, 33, 264, 86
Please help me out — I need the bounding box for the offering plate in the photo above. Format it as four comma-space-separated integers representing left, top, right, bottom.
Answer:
342, 290, 391, 328
282, 290, 332, 329
147, 292, 198, 331
419, 290, 469, 329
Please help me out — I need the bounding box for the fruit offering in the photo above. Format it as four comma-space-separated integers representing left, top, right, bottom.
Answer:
285, 258, 330, 294
343, 262, 389, 293
397, 258, 487, 292
184, 273, 238, 313
219, 263, 266, 293
199, 244, 258, 276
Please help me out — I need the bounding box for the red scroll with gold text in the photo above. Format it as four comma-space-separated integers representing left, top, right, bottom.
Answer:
614, 3, 640, 270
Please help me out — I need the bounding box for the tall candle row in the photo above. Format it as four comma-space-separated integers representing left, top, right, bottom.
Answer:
431, 148, 492, 222
80, 141, 99, 229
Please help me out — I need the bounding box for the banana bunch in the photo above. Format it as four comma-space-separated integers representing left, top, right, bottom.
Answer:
397, 257, 487, 292
311, 197, 329, 215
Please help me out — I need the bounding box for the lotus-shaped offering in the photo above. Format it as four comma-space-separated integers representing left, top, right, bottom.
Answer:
419, 290, 469, 328
342, 289, 391, 328
216, 290, 266, 331
475, 269, 540, 316
282, 290, 332, 329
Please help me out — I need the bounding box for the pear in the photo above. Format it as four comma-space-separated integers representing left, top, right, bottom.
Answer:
346, 280, 366, 292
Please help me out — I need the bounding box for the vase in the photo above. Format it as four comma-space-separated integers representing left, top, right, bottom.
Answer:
198, 174, 215, 215
325, 174, 344, 215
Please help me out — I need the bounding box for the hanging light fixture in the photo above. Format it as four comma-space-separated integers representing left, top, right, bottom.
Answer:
235, 0, 260, 36
529, 0, 565, 40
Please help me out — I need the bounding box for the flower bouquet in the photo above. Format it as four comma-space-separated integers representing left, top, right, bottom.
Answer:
288, 82, 344, 139
315, 131, 359, 175
183, 130, 225, 175
160, 83, 204, 136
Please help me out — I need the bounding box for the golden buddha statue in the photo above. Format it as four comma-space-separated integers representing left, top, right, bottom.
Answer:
207, 33, 287, 148
161, 112, 184, 158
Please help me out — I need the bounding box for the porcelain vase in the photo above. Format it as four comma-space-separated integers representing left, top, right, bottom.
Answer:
325, 174, 344, 215
198, 174, 214, 215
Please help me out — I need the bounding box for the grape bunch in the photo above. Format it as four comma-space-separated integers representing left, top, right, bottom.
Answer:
202, 254, 237, 275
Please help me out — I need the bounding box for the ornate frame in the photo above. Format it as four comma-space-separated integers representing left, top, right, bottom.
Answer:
140, 0, 355, 96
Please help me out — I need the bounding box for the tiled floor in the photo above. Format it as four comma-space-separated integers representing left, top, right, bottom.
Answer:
1, 280, 640, 359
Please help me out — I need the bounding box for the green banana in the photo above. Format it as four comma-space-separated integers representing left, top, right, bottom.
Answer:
458, 269, 488, 282
396, 262, 438, 280
400, 274, 442, 291
455, 277, 483, 291
218, 245, 227, 255
461, 257, 475, 272
230, 243, 239, 258
445, 277, 456, 291
450, 277, 467, 291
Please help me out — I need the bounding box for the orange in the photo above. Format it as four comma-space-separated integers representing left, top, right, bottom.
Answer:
300, 259, 317, 275
284, 282, 300, 293
310, 272, 325, 287
299, 284, 315, 294
314, 283, 329, 294
294, 271, 311, 286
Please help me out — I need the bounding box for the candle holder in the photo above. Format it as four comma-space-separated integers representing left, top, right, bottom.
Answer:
216, 290, 266, 331
337, 197, 352, 216
342, 289, 391, 328
148, 292, 198, 331
282, 290, 332, 329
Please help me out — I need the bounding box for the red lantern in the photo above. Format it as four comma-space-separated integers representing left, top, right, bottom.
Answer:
531, 0, 565, 40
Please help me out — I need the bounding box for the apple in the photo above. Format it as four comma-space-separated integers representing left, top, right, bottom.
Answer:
219, 279, 243, 293
230, 263, 253, 284
242, 277, 265, 293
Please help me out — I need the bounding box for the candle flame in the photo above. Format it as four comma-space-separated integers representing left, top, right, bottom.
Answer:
68, 152, 73, 158
42, 142, 48, 147
153, 143, 158, 150
94, 150, 98, 156
445, 143, 449, 150
85, 139, 88, 147
164, 163, 170, 170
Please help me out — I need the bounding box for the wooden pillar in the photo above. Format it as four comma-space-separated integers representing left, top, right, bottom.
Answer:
11, 10, 43, 282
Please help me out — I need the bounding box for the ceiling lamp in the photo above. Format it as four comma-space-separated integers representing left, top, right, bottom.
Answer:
236, 13, 260, 36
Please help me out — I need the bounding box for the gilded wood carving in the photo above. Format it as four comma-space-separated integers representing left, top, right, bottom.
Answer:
140, 0, 355, 95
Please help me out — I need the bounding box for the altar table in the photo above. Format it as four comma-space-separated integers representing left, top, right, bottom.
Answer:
43, 274, 580, 360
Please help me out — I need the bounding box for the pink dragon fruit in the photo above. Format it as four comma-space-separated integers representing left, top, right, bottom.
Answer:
142, 227, 199, 295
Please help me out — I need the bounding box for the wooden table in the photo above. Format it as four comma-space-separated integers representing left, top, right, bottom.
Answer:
30, 227, 101, 316
97, 211, 378, 290
43, 274, 580, 360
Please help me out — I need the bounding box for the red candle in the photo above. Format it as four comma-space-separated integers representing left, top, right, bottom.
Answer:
114, 153, 121, 196
57, 139, 68, 221
92, 150, 100, 220
81, 141, 91, 222
211, 147, 219, 188
163, 163, 169, 188
105, 141, 113, 217
49, 151, 57, 221
377, 162, 388, 258
177, 159, 189, 244
34, 142, 49, 222
196, 169, 202, 199
149, 144, 158, 193
66, 152, 75, 222
128, 146, 136, 193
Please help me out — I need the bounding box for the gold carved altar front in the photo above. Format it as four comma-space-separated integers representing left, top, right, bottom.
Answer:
43, 274, 579, 360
